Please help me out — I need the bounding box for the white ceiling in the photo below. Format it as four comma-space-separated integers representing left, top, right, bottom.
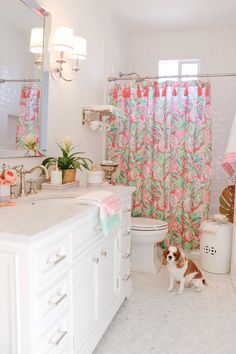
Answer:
108, 0, 236, 32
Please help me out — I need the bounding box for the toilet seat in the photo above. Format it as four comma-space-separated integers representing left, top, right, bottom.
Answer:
131, 217, 168, 231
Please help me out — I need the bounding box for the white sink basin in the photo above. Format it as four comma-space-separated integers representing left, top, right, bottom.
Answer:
26, 194, 77, 206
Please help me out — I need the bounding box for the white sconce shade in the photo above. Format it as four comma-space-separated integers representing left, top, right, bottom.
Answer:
52, 26, 74, 52
69, 36, 87, 60
29, 27, 43, 54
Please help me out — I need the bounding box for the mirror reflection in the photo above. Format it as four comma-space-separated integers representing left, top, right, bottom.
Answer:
0, 0, 50, 158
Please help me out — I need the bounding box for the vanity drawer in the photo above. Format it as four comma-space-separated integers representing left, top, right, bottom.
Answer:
38, 313, 71, 354
36, 236, 70, 284
72, 216, 102, 256
38, 275, 71, 332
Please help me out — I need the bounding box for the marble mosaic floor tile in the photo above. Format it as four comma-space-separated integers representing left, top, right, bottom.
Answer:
94, 256, 236, 354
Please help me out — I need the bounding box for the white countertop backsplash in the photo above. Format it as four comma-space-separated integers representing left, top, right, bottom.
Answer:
0, 185, 135, 243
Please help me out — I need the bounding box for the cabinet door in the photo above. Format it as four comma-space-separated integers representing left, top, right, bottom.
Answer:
0, 252, 18, 354
73, 249, 99, 352
98, 235, 117, 317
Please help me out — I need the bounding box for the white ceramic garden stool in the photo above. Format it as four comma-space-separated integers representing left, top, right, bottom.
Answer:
200, 221, 233, 274
131, 217, 168, 273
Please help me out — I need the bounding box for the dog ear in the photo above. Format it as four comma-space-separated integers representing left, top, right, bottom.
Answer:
176, 248, 185, 268
162, 249, 168, 265
175, 247, 181, 261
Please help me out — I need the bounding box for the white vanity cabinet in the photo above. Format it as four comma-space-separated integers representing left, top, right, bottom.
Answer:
0, 251, 18, 354
0, 190, 133, 354
73, 229, 118, 353
73, 196, 132, 354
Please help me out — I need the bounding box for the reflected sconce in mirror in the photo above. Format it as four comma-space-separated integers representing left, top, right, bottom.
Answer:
29, 27, 44, 68
51, 26, 87, 82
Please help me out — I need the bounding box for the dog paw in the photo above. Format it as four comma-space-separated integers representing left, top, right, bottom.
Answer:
194, 287, 201, 293
167, 287, 174, 292
177, 289, 183, 295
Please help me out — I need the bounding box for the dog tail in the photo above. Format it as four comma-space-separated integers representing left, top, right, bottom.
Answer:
202, 279, 208, 286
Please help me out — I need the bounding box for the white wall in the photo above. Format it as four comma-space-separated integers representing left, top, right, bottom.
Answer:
128, 28, 236, 213
105, 14, 129, 90
42, 0, 108, 185
1, 0, 129, 185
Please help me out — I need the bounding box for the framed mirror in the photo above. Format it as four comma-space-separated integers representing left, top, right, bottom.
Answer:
0, 0, 51, 158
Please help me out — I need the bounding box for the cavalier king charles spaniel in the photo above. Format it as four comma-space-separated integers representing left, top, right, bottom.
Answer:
162, 245, 207, 294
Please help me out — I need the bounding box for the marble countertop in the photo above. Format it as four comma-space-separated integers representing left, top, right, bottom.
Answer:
0, 185, 135, 244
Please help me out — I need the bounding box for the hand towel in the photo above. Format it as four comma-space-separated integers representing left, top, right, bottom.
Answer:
84, 105, 126, 121
75, 191, 121, 234
221, 112, 236, 177
84, 105, 115, 113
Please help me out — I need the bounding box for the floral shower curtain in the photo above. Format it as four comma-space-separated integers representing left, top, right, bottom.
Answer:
16, 83, 41, 153
107, 80, 212, 250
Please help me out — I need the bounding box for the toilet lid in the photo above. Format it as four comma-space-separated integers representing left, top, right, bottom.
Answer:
131, 217, 168, 231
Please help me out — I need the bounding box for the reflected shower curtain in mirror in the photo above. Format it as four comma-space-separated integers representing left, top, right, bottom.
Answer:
16, 83, 41, 155
107, 81, 212, 250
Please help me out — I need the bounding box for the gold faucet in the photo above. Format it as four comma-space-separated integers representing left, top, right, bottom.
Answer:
19, 165, 49, 197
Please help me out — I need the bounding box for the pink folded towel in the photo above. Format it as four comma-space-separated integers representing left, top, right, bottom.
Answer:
74, 191, 122, 235
221, 112, 236, 177
101, 195, 122, 216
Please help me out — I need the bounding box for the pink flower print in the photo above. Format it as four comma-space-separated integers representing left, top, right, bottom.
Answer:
170, 189, 182, 205
183, 195, 192, 213
157, 198, 164, 209
153, 170, 162, 181
169, 217, 179, 231
128, 170, 137, 182
192, 239, 200, 249
186, 171, 194, 183
173, 129, 185, 146
144, 159, 153, 171
184, 139, 194, 152
170, 158, 178, 172
183, 231, 193, 243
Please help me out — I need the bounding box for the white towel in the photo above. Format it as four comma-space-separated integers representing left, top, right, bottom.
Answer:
221, 112, 236, 177
84, 105, 115, 114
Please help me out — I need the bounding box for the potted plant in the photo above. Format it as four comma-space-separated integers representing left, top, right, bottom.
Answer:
42, 136, 93, 184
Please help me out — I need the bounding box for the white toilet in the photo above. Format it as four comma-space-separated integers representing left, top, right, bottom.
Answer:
131, 217, 168, 273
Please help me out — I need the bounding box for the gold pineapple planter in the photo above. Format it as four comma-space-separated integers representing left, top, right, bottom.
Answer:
62, 169, 76, 184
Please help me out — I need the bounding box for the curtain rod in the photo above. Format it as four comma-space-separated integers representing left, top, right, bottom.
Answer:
108, 73, 236, 82
0, 79, 40, 84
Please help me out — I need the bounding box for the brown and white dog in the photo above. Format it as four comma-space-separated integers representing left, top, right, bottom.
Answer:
162, 245, 207, 294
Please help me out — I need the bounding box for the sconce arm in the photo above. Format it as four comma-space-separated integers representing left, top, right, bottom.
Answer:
52, 53, 80, 82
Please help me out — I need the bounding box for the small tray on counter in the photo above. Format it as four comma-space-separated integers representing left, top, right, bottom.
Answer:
42, 181, 80, 190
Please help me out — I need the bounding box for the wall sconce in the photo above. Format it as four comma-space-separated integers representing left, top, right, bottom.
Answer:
29, 27, 44, 68
51, 26, 87, 82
